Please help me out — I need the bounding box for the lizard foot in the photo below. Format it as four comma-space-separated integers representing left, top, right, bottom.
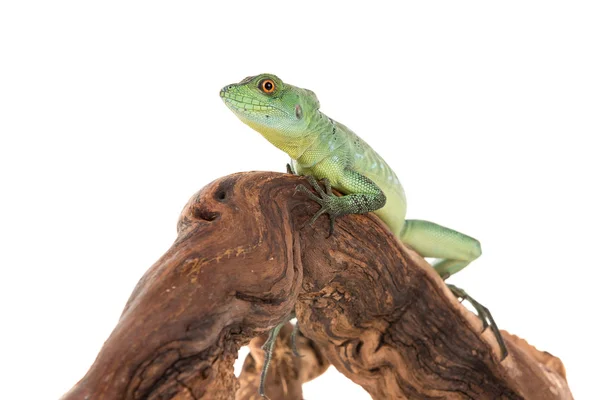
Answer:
447, 283, 508, 360
294, 176, 337, 236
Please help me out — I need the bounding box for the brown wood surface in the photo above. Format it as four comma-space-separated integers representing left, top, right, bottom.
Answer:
62, 172, 572, 400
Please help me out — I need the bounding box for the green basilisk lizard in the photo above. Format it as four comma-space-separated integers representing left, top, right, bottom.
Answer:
221, 73, 507, 397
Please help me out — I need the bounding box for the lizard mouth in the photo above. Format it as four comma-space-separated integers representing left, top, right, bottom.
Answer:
220, 91, 282, 116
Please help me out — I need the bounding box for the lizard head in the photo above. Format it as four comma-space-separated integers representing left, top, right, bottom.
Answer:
220, 73, 321, 148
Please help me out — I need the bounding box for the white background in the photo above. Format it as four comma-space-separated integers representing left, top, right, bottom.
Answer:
1, 1, 599, 399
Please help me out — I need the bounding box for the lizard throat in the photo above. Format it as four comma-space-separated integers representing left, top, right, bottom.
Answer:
244, 120, 316, 160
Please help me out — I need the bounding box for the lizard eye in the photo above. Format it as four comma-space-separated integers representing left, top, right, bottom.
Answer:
259, 79, 275, 94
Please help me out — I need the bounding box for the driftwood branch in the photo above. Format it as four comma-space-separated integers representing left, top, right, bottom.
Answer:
62, 172, 572, 400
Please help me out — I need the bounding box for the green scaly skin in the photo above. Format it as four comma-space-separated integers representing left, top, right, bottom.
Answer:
221, 74, 507, 396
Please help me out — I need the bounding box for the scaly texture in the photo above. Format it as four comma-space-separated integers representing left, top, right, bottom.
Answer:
220, 74, 482, 280
221, 75, 508, 395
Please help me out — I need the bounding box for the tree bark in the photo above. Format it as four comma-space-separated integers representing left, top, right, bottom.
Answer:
62, 171, 572, 400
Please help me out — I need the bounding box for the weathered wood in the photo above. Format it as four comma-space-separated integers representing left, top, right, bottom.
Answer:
62, 172, 572, 400
236, 323, 330, 400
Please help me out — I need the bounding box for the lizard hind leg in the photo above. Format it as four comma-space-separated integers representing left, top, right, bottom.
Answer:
399, 219, 507, 359
399, 219, 482, 280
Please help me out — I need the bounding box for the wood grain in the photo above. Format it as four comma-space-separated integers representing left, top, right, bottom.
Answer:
62, 172, 572, 400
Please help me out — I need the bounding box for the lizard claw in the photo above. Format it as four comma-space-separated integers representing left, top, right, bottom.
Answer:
295, 176, 337, 237
447, 284, 508, 360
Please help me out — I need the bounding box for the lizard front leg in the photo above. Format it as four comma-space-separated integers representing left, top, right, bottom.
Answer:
295, 170, 386, 236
